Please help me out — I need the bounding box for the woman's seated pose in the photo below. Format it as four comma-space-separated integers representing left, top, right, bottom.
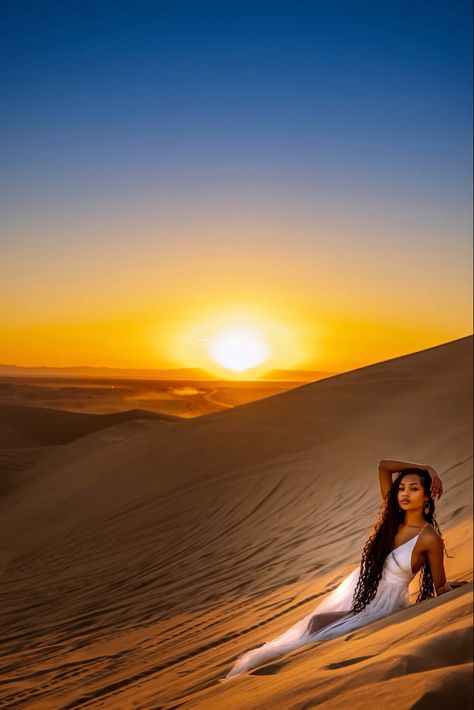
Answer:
222, 459, 456, 681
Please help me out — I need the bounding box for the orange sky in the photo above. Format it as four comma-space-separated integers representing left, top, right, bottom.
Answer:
1, 200, 472, 378
0, 195, 472, 376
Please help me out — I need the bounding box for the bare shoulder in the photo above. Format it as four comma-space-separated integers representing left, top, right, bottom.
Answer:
420, 523, 443, 551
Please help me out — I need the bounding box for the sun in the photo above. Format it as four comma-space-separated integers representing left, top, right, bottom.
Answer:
207, 326, 270, 372
167, 307, 307, 379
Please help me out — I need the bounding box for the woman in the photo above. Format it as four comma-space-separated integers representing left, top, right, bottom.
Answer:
222, 459, 455, 681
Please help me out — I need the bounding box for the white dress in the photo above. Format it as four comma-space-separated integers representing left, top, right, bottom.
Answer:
222, 524, 428, 680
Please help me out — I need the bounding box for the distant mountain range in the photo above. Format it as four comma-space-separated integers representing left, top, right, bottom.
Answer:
0, 363, 337, 382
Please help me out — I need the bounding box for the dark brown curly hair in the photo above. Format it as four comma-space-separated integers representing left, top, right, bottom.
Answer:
349, 467, 452, 615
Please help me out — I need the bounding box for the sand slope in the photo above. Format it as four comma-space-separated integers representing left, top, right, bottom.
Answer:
0, 402, 181, 449
0, 335, 472, 708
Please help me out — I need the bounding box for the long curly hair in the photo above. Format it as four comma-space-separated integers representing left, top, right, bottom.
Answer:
349, 467, 452, 615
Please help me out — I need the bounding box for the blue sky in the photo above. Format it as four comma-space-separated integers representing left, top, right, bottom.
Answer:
1, 0, 471, 200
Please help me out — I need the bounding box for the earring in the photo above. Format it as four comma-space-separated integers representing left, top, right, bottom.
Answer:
423, 500, 430, 514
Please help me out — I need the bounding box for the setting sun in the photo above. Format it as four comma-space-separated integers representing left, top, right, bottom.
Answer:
207, 326, 270, 372
169, 306, 309, 379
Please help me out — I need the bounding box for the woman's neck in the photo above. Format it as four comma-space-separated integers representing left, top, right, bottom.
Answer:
401, 513, 426, 528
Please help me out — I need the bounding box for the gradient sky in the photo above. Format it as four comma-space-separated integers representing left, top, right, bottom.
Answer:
1, 0, 472, 376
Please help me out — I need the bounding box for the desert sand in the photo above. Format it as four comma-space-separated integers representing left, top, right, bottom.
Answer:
0, 335, 472, 708
0, 374, 325, 418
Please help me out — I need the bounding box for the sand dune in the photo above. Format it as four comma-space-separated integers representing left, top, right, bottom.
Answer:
0, 404, 181, 507
0, 335, 472, 708
0, 376, 313, 418
0, 402, 181, 449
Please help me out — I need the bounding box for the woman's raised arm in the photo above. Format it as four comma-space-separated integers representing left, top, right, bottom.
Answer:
378, 459, 443, 499
378, 460, 395, 500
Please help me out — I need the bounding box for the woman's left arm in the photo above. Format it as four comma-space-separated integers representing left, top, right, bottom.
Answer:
426, 532, 453, 595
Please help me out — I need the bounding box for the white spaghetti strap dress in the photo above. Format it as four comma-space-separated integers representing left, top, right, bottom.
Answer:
222, 523, 428, 680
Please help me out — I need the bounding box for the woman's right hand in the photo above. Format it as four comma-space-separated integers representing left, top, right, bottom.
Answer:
425, 466, 443, 499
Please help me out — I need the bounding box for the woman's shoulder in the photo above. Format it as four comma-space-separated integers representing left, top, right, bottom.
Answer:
422, 522, 438, 535
420, 523, 443, 548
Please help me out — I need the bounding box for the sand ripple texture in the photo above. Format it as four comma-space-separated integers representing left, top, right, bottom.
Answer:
0, 335, 472, 709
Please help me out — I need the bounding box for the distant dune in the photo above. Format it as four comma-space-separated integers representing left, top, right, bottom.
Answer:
0, 334, 472, 708
0, 376, 320, 418
0, 402, 181, 449
0, 403, 181, 504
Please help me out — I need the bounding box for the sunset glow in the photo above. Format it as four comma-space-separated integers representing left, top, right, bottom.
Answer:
0, 2, 471, 377
207, 326, 270, 372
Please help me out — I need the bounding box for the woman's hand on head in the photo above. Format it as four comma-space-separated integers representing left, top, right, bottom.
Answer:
425, 466, 443, 499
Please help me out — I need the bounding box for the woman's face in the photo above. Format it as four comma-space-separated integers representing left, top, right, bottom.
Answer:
397, 474, 428, 511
